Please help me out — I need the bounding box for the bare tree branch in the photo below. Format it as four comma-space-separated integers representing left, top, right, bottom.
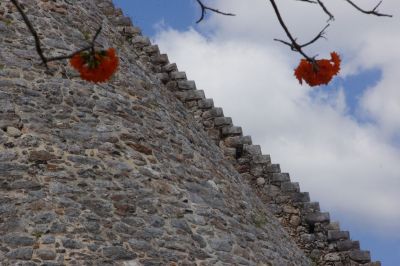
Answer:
10, 0, 103, 69
46, 26, 102, 62
344, 0, 392, 17
296, 0, 334, 21
295, 0, 317, 4
269, 0, 323, 63
10, 0, 49, 69
195, 0, 235, 23
316, 0, 334, 21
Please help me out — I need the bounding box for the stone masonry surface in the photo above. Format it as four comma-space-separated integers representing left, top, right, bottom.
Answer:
0, 0, 379, 265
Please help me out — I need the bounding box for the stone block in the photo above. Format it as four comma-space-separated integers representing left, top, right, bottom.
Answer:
324, 253, 341, 262
327, 230, 349, 242
162, 63, 178, 72
119, 26, 141, 36
202, 107, 224, 119
271, 173, 289, 183
256, 177, 265, 186
224, 136, 252, 147
151, 54, 169, 65
198, 99, 214, 109
281, 182, 300, 192
0, 99, 14, 113
266, 164, 281, 173
131, 36, 150, 47
303, 202, 320, 212
165, 81, 178, 91
222, 126, 242, 137
250, 164, 263, 177
176, 90, 205, 102
102, 246, 137, 260
305, 212, 330, 225
143, 45, 160, 55
6, 247, 33, 260
3, 234, 35, 247
253, 154, 270, 164
177, 80, 196, 90
155, 73, 169, 83
349, 250, 371, 263
336, 240, 360, 251
290, 192, 310, 203
36, 249, 56, 260
170, 71, 187, 80
327, 221, 340, 231
113, 16, 131, 26
0, 113, 21, 129
214, 117, 232, 127
243, 144, 261, 156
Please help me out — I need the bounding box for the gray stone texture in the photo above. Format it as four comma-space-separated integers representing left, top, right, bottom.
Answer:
0, 0, 378, 265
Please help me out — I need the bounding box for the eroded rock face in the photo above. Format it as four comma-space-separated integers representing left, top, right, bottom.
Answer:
0, 0, 310, 265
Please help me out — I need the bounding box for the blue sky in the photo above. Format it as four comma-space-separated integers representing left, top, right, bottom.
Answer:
113, 1, 400, 265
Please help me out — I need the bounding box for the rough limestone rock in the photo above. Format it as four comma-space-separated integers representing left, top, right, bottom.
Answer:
0, 0, 379, 265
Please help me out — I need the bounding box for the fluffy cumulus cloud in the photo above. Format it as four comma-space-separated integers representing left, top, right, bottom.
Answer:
154, 0, 400, 234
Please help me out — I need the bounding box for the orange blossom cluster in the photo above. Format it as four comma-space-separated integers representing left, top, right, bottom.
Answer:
294, 52, 341, 87
70, 48, 119, 83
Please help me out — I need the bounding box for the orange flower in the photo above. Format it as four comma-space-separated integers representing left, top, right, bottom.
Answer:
294, 52, 341, 86
70, 48, 119, 83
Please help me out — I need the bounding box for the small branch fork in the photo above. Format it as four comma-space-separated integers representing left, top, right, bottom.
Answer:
268, 0, 392, 63
195, 0, 235, 23
10, 0, 102, 70
344, 0, 392, 17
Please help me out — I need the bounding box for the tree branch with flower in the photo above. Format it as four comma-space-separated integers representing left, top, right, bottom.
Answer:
9, 0, 391, 86
9, 0, 119, 83
194, 0, 392, 86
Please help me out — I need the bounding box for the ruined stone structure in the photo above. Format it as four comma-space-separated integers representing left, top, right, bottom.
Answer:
0, 0, 380, 265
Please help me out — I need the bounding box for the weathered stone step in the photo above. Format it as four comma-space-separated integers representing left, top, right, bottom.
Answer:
266, 164, 281, 173
221, 126, 242, 137
162, 63, 178, 73
303, 202, 320, 213
170, 71, 187, 80
131, 36, 151, 47
305, 212, 330, 225
177, 80, 196, 90
151, 54, 169, 65
214, 117, 232, 127
289, 192, 310, 203
327, 230, 349, 242
243, 144, 261, 156
349, 250, 371, 263
223, 136, 252, 148
175, 90, 205, 102
155, 72, 169, 83
198, 99, 214, 109
117, 26, 141, 37
336, 240, 360, 251
202, 108, 224, 120
252, 154, 270, 164
270, 172, 289, 183
281, 182, 300, 192
143, 45, 160, 55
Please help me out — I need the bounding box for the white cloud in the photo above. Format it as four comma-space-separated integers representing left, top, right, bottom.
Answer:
154, 0, 400, 235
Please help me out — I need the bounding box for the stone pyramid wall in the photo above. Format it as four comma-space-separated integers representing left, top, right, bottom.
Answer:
0, 0, 379, 265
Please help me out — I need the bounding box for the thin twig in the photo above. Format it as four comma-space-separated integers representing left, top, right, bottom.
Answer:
296, 0, 317, 3
296, 0, 334, 22
10, 0, 103, 69
344, 0, 392, 17
10, 0, 49, 69
195, 0, 235, 23
46, 26, 102, 62
268, 0, 318, 62
316, 0, 334, 21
